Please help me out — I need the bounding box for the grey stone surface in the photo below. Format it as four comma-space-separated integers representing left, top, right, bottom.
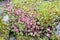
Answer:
9, 37, 16, 40
0, 0, 7, 15
0, 0, 8, 6
0, 9, 4, 15
6, 36, 16, 40
55, 23, 60, 37
56, 23, 60, 29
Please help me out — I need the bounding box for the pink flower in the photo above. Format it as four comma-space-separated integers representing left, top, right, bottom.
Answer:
46, 33, 50, 37
7, 6, 12, 12
29, 20, 33, 25
12, 25, 15, 27
15, 10, 22, 15
20, 17, 26, 22
8, 0, 10, 3
36, 25, 40, 29
6, 2, 12, 13
12, 25, 17, 29
32, 21, 36, 25
32, 25, 36, 28
25, 20, 30, 25
37, 31, 42, 34
20, 16, 28, 22
15, 28, 19, 32
30, 22, 33, 25
12, 25, 19, 32
30, 17, 34, 20
47, 27, 50, 31
7, 3, 10, 7
30, 28, 34, 32
7, 0, 10, 7
26, 25, 30, 28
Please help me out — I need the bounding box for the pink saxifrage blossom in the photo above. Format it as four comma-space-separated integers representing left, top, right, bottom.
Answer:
46, 32, 50, 37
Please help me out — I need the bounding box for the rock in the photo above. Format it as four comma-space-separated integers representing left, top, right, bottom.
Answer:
55, 23, 60, 37
56, 23, 60, 29
6, 30, 17, 40
0, 0, 8, 6
6, 36, 16, 40
3, 15, 9, 25
0, 9, 4, 15
9, 36, 16, 40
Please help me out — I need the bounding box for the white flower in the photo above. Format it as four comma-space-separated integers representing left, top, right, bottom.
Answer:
3, 15, 9, 24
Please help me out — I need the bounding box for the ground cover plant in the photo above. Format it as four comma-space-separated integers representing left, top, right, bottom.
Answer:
0, 0, 60, 40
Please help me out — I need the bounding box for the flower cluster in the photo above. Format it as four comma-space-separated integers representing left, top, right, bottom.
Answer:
23, 21, 52, 38
9, 10, 52, 38
4, 0, 56, 40
6, 0, 12, 13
